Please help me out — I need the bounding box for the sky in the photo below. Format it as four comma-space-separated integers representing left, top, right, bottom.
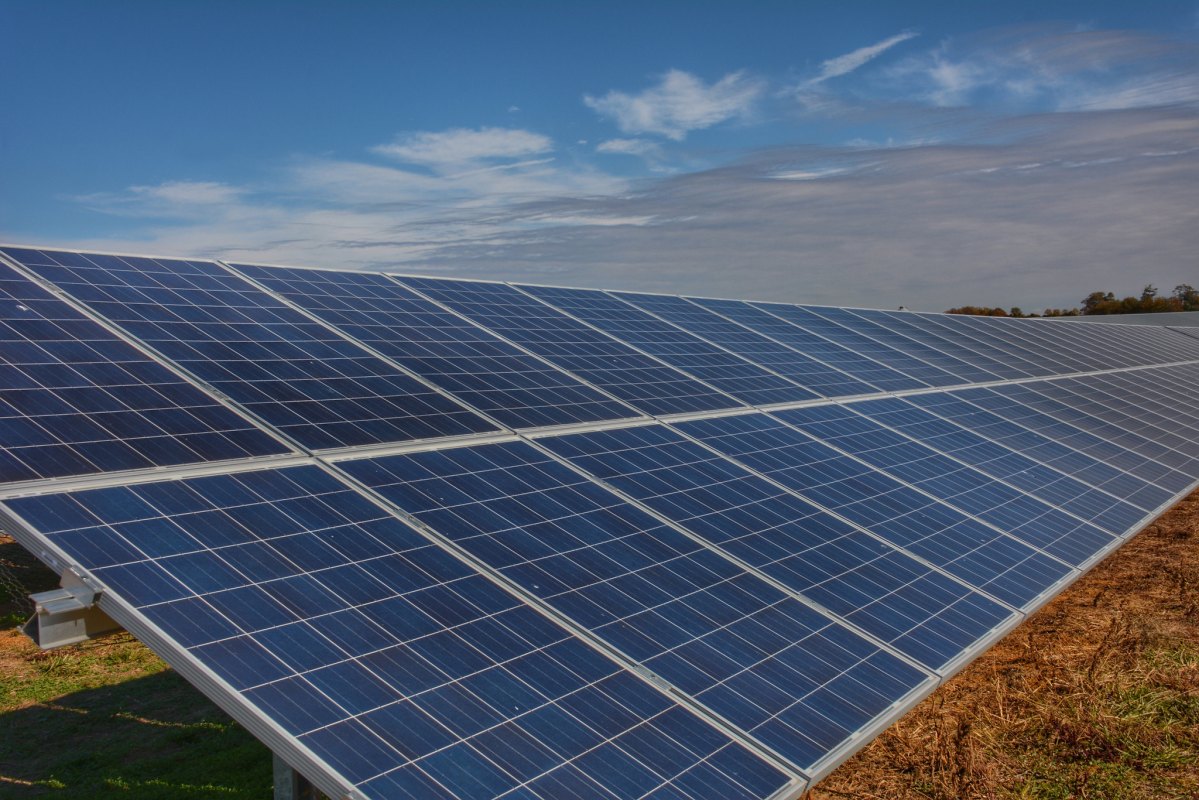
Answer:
2, 1, 1197, 311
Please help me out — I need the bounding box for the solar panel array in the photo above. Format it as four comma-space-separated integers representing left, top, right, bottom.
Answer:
1, 245, 1197, 800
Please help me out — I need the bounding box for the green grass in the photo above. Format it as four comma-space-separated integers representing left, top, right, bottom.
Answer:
0, 540, 270, 798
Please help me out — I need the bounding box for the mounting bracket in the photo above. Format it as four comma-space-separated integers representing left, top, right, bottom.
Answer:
22, 569, 122, 649
274, 753, 324, 799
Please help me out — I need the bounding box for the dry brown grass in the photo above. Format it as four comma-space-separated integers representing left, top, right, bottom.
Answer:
808, 490, 1199, 800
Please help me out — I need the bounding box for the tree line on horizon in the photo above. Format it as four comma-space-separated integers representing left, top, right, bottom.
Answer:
945, 284, 1199, 318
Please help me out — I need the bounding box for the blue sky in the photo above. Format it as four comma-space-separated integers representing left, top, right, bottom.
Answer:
2, 1, 1197, 311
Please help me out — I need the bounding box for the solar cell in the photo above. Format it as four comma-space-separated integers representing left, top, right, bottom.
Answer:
396, 277, 741, 416
850, 309, 1035, 379
537, 423, 1016, 672
687, 297, 920, 392
518, 284, 815, 406
773, 404, 1123, 565
672, 412, 1073, 609
0, 253, 289, 484
794, 307, 997, 385
338, 440, 932, 774
2, 248, 498, 450
849, 396, 1174, 518
228, 264, 640, 430
2, 465, 793, 800
615, 291, 877, 398
754, 304, 957, 387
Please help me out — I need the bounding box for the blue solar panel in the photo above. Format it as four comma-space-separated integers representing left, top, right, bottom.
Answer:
396, 277, 741, 416
0, 254, 289, 483
753, 305, 959, 388
797, 307, 1000, 384
616, 292, 877, 399
687, 297, 920, 393
863, 309, 1041, 379
896, 313, 1052, 378
672, 413, 1073, 609
2, 465, 792, 800
959, 384, 1199, 482
339, 441, 931, 773
537, 423, 1015, 672
849, 396, 1174, 518
773, 404, 1122, 565
905, 389, 1197, 494
229, 264, 640, 430
4, 249, 498, 451
518, 285, 815, 406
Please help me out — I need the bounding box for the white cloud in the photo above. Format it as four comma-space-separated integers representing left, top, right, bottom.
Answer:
372, 127, 553, 165
596, 138, 663, 158
584, 69, 764, 140
810, 31, 919, 84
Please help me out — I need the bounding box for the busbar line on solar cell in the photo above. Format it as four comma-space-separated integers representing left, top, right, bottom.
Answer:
611, 291, 880, 400
0, 463, 799, 800
796, 307, 1002, 385
223, 263, 648, 432
334, 439, 935, 777
533, 423, 1019, 674
685, 297, 924, 394
771, 404, 1126, 567
0, 251, 297, 489
1, 248, 501, 453
844, 396, 1175, 519
671, 412, 1075, 611
514, 283, 818, 407
392, 276, 745, 418
751, 304, 960, 389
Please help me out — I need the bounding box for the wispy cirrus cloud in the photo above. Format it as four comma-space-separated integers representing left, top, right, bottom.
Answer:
372, 127, 553, 165
808, 30, 919, 85
584, 69, 764, 140
886, 26, 1199, 110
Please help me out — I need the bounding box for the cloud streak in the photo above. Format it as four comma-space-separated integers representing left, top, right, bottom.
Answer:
809, 31, 919, 84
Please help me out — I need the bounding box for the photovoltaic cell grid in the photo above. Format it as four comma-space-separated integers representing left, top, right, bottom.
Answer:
518, 284, 816, 407
0, 245, 1196, 800
396, 277, 742, 417
1, 465, 792, 800
228, 264, 640, 430
338, 441, 931, 773
536, 423, 1015, 672
0, 255, 289, 483
1, 248, 498, 451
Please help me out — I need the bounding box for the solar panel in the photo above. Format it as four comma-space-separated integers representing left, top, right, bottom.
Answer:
772, 404, 1125, 564
615, 291, 877, 398
395, 277, 742, 416
337, 440, 932, 774
227, 264, 641, 430
0, 254, 290, 483
1, 244, 1196, 800
2, 248, 498, 451
687, 297, 922, 392
517, 284, 816, 406
1, 464, 794, 800
672, 412, 1073, 609
536, 423, 1016, 672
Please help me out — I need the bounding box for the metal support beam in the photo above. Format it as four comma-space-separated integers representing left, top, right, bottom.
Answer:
274, 753, 324, 800
22, 570, 121, 649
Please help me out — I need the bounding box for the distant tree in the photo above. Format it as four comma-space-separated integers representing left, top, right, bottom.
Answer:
1174, 284, 1199, 311
1009, 307, 1025, 318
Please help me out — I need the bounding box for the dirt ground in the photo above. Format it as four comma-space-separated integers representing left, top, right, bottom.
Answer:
1, 491, 1196, 799
810, 489, 1199, 800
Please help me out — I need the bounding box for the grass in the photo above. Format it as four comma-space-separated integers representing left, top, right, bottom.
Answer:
0, 538, 271, 798
0, 491, 1196, 799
